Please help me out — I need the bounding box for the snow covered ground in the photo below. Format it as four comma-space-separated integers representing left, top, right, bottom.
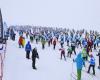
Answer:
2, 32, 100, 80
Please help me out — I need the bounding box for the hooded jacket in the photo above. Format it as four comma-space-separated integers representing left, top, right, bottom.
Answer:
75, 53, 84, 70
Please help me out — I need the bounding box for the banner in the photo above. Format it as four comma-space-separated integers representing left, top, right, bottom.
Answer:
0, 9, 3, 43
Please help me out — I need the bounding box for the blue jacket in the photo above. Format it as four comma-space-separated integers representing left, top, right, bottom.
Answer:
75, 53, 84, 70
96, 39, 100, 44
82, 39, 87, 47
94, 40, 97, 45
89, 57, 95, 65
25, 42, 32, 51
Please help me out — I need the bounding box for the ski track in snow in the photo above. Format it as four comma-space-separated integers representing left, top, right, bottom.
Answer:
2, 33, 100, 80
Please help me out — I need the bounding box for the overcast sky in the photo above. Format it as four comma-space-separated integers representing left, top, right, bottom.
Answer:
0, 0, 100, 30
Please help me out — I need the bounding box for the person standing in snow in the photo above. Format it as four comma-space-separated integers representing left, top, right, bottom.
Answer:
87, 54, 95, 75
26, 31, 29, 38
18, 36, 23, 48
60, 34, 64, 48
35, 34, 39, 44
53, 38, 57, 50
25, 41, 32, 59
73, 52, 84, 80
71, 41, 76, 55
59, 47, 66, 61
30, 33, 34, 43
67, 46, 72, 58
48, 37, 51, 47
41, 37, 46, 49
82, 47, 88, 60
87, 39, 93, 52
32, 48, 39, 69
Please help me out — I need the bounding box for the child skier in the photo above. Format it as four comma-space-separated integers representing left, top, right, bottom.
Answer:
59, 47, 66, 61
67, 46, 72, 58
53, 38, 57, 50
87, 54, 95, 75
71, 41, 76, 55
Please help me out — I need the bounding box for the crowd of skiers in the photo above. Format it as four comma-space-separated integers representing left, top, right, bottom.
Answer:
10, 26, 100, 80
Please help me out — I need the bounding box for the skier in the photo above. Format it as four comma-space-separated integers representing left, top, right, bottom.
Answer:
12, 33, 16, 41
73, 52, 85, 80
59, 47, 66, 61
81, 48, 88, 66
18, 36, 23, 48
26, 31, 29, 38
87, 39, 93, 52
35, 34, 39, 44
30, 33, 34, 43
41, 37, 46, 49
96, 49, 100, 69
48, 36, 51, 47
53, 38, 56, 50
71, 41, 76, 55
67, 46, 72, 58
60, 34, 64, 48
32, 47, 39, 69
93, 39, 97, 50
82, 48, 88, 61
87, 54, 95, 75
25, 41, 32, 59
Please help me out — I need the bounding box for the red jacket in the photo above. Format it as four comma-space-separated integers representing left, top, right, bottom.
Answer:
53, 40, 56, 45
59, 48, 65, 54
88, 40, 93, 46
19, 36, 23, 45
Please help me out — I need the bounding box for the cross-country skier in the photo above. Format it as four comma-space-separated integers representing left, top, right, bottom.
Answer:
67, 46, 72, 58
59, 47, 66, 61
32, 47, 39, 69
87, 54, 95, 75
53, 38, 57, 50
25, 41, 32, 59
73, 52, 85, 80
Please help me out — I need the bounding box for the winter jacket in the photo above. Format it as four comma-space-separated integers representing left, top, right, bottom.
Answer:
82, 39, 87, 47
88, 40, 93, 47
74, 53, 84, 70
94, 39, 97, 45
19, 36, 23, 45
82, 48, 87, 57
59, 48, 65, 54
71, 42, 76, 50
53, 39, 56, 45
25, 42, 32, 51
67, 47, 72, 53
89, 57, 95, 65
41, 38, 46, 45
32, 48, 39, 60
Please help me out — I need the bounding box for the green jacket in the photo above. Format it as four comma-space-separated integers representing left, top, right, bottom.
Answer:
82, 48, 87, 57
67, 47, 72, 52
41, 39, 46, 45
